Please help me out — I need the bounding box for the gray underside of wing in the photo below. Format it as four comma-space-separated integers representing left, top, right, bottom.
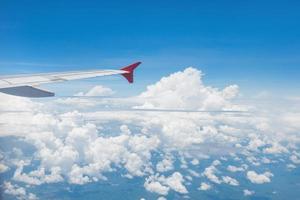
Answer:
0, 86, 55, 97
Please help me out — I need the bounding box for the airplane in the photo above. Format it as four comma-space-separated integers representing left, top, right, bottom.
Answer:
0, 61, 249, 114
0, 62, 141, 98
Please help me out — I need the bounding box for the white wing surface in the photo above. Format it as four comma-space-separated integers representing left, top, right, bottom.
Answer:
0, 62, 141, 97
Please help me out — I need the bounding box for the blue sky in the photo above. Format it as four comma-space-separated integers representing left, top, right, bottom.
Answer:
1, 0, 300, 96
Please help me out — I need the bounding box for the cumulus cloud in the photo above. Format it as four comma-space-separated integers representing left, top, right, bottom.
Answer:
191, 158, 199, 165
198, 182, 212, 191
222, 176, 239, 186
188, 169, 200, 177
120, 124, 132, 135
286, 164, 296, 170
13, 161, 63, 185
290, 154, 300, 164
3, 181, 38, 200
66, 133, 160, 182
0, 163, 9, 173
75, 85, 114, 96
247, 137, 265, 152
227, 164, 247, 172
202, 160, 240, 186
144, 177, 170, 195
156, 156, 174, 172
263, 142, 288, 154
144, 172, 188, 195
164, 172, 188, 194
246, 171, 273, 184
243, 189, 255, 196
202, 161, 222, 184
212, 160, 221, 166
7, 116, 160, 185
246, 156, 261, 166
136, 67, 241, 110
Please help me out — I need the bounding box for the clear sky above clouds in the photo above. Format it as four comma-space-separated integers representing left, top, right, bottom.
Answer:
0, 0, 300, 96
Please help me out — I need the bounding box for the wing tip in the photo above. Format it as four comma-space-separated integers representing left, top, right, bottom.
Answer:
120, 62, 141, 83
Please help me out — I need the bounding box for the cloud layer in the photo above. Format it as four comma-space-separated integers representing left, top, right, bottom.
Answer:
0, 67, 299, 199
75, 85, 115, 97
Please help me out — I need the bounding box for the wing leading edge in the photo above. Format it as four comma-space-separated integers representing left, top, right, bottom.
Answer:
0, 62, 141, 98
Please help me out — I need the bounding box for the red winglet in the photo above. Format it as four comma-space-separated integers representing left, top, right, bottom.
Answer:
120, 62, 141, 83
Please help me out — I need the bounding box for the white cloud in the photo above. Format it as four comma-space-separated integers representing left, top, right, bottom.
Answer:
191, 158, 199, 165
246, 171, 273, 184
13, 163, 63, 185
222, 85, 239, 99
10, 119, 160, 185
75, 85, 114, 96
243, 189, 255, 196
164, 172, 188, 194
136, 67, 241, 110
212, 160, 221, 166
263, 143, 288, 154
144, 172, 188, 195
290, 154, 300, 164
222, 176, 239, 186
261, 157, 272, 164
185, 175, 193, 181
3, 181, 38, 200
156, 156, 174, 172
202, 162, 222, 184
198, 182, 212, 191
68, 164, 94, 184
247, 156, 261, 166
227, 165, 246, 172
0, 93, 41, 112
282, 113, 300, 131
188, 169, 200, 177
55, 97, 98, 108
120, 124, 131, 135
144, 177, 170, 196
0, 163, 9, 173
286, 164, 296, 170
247, 137, 265, 152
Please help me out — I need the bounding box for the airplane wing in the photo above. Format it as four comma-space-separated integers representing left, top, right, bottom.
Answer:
0, 62, 141, 98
